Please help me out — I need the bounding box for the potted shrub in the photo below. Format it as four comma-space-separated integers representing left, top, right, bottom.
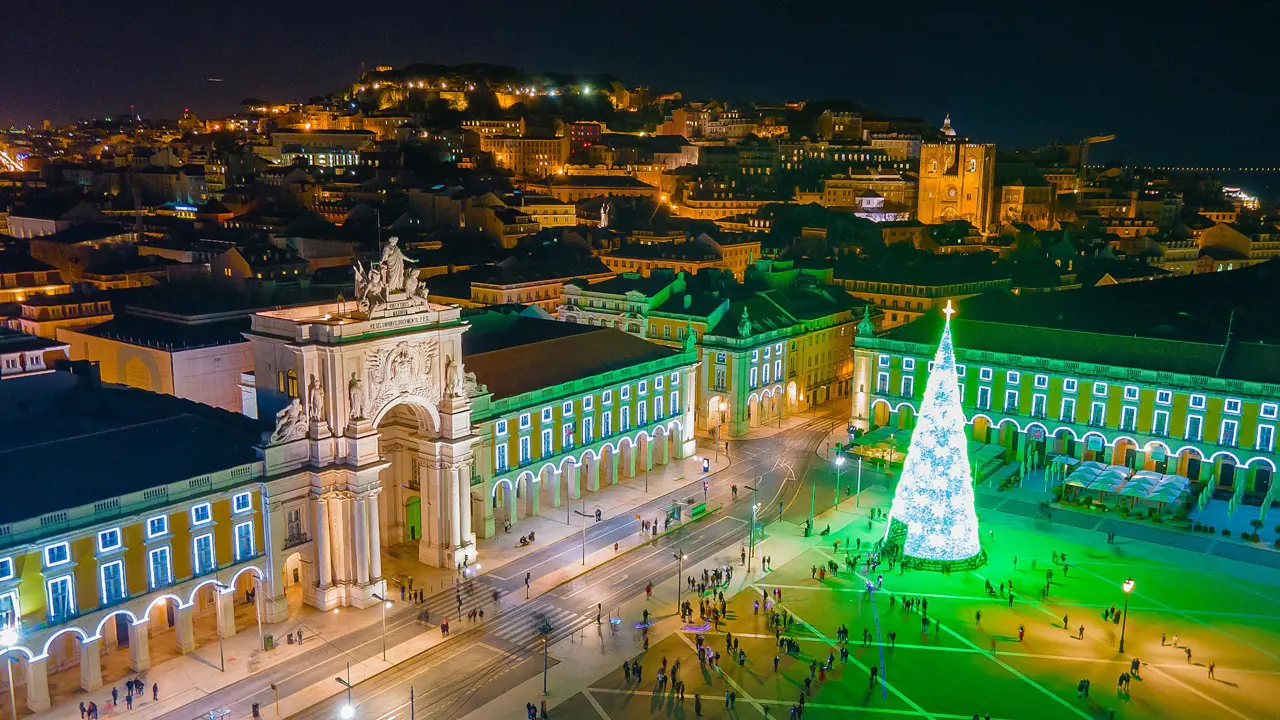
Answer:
1152, 514, 1164, 524
1251, 519, 1264, 535
1222, 528, 1232, 537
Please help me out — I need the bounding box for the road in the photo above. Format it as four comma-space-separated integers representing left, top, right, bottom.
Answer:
159, 408, 851, 720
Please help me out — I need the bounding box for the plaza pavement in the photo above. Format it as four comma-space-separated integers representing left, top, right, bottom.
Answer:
473, 474, 1280, 719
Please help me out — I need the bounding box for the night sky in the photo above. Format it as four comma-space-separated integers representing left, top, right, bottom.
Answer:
3, 0, 1275, 166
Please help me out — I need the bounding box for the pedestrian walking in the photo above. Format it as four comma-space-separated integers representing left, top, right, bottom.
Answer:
623, 660, 631, 682
1078, 625, 1085, 640
869, 665, 879, 688
79, 702, 87, 719
1008, 593, 1014, 609
152, 684, 159, 702
1063, 614, 1069, 630
112, 687, 118, 705
125, 694, 133, 711
975, 610, 981, 625
694, 694, 702, 717
1161, 632, 1166, 646
1172, 633, 1179, 647
1186, 647, 1192, 663
1018, 624, 1025, 642
1209, 661, 1215, 679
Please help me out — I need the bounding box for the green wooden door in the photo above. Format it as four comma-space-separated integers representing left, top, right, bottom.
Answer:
405, 497, 421, 541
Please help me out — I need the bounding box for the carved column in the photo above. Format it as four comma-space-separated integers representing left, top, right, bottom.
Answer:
448, 464, 463, 551
315, 496, 332, 588
367, 490, 383, 581
587, 459, 601, 492
25, 658, 50, 712
354, 494, 370, 585
566, 461, 581, 499
459, 464, 473, 545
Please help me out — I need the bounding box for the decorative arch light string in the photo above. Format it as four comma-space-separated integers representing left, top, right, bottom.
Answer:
885, 301, 984, 566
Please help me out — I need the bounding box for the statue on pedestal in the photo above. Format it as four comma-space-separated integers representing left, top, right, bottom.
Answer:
354, 236, 430, 314
307, 374, 326, 422
267, 398, 308, 445
348, 372, 365, 422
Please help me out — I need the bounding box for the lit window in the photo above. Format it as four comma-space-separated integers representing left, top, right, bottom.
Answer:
639, 380, 648, 396
148, 547, 172, 588
956, 365, 966, 377
979, 367, 993, 382
1156, 389, 1172, 406
1257, 425, 1275, 452
1034, 374, 1048, 389
603, 390, 613, 406
147, 515, 168, 538
752, 349, 760, 363
44, 542, 70, 567
191, 503, 212, 525
1006, 371, 1020, 384
234, 521, 255, 561
1063, 378, 1078, 393
496, 419, 508, 436
562, 401, 574, 416
902, 358, 915, 372
1185, 415, 1203, 441
901, 376, 914, 397
1060, 397, 1076, 422
97, 528, 122, 553
1189, 394, 1206, 410
977, 386, 992, 410
671, 372, 680, 386
621, 386, 631, 400
1004, 390, 1019, 411
1224, 398, 1242, 415
1123, 385, 1140, 401
47, 576, 75, 621
233, 491, 252, 514
100, 560, 126, 605
0, 558, 12, 582
1262, 403, 1278, 420
1093, 382, 1109, 397
878, 355, 890, 368
520, 413, 531, 429
193, 533, 216, 575
775, 342, 783, 355
541, 407, 553, 423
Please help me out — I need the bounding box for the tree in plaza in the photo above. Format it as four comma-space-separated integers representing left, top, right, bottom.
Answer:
887, 301, 984, 568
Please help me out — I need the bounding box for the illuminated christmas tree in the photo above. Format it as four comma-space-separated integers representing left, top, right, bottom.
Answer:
887, 301, 985, 570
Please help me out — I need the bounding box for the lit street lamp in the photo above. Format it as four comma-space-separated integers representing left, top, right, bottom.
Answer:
748, 503, 760, 572
856, 454, 864, 508
335, 663, 354, 718
1, 628, 19, 720
574, 503, 592, 565
1119, 577, 1135, 654
537, 616, 554, 696
371, 592, 393, 661
834, 453, 845, 504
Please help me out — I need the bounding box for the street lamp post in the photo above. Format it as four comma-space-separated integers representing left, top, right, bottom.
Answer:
0, 628, 18, 720
212, 575, 228, 672
674, 551, 688, 609
748, 503, 760, 572
574, 503, 592, 565
856, 455, 864, 508
372, 593, 393, 661
834, 454, 845, 505
1118, 577, 1135, 654
335, 663, 354, 718
538, 616, 553, 696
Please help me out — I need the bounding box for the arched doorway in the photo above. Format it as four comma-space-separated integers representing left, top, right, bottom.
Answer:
1143, 442, 1170, 473
1212, 453, 1239, 490
747, 393, 762, 428
1176, 447, 1203, 481
997, 419, 1020, 453
1248, 458, 1274, 496
1025, 423, 1047, 467
786, 381, 799, 413
971, 415, 991, 444
872, 400, 890, 429
1112, 438, 1138, 468
896, 405, 916, 431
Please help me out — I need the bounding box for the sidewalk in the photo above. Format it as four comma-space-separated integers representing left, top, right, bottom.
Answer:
12, 448, 732, 720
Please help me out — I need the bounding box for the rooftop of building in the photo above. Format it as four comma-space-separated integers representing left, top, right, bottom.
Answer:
836, 256, 1011, 286
0, 366, 261, 524
877, 260, 1280, 383
462, 315, 679, 401
0, 251, 57, 275
77, 312, 249, 351
534, 175, 658, 189
568, 272, 675, 297
33, 221, 130, 245
0, 327, 66, 355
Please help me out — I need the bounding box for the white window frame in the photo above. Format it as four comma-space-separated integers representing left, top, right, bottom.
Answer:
1262, 403, 1278, 420
97, 528, 122, 553
541, 407, 553, 423
540, 428, 553, 457
519, 436, 531, 462
1031, 393, 1047, 418
1006, 370, 1020, 384
1093, 382, 1109, 397
1257, 424, 1275, 452
99, 560, 126, 605
234, 521, 255, 561
147, 515, 168, 539
495, 443, 509, 471
977, 386, 992, 410
621, 386, 631, 401
670, 390, 680, 414
46, 575, 75, 621
1121, 406, 1138, 431
1063, 378, 1078, 394
902, 357, 915, 372
148, 546, 172, 589
1220, 419, 1238, 447
621, 406, 631, 431
44, 542, 70, 568
1004, 389, 1019, 412
583, 396, 594, 412
979, 367, 993, 382
232, 491, 252, 514
1123, 385, 1139, 401
1034, 374, 1048, 389
750, 367, 759, 387
1152, 409, 1169, 436
655, 376, 664, 391
520, 413, 532, 429
1090, 402, 1107, 427
957, 364, 966, 377
191, 502, 212, 526
496, 419, 508, 436
562, 401, 574, 416
582, 416, 594, 443
876, 371, 890, 394
1060, 397, 1076, 423
671, 371, 680, 386
193, 533, 216, 575
878, 355, 890, 368
0, 558, 11, 582
603, 390, 613, 406
1189, 394, 1206, 410
1185, 415, 1203, 441
1224, 398, 1242, 415
900, 376, 914, 397
1155, 389, 1173, 406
